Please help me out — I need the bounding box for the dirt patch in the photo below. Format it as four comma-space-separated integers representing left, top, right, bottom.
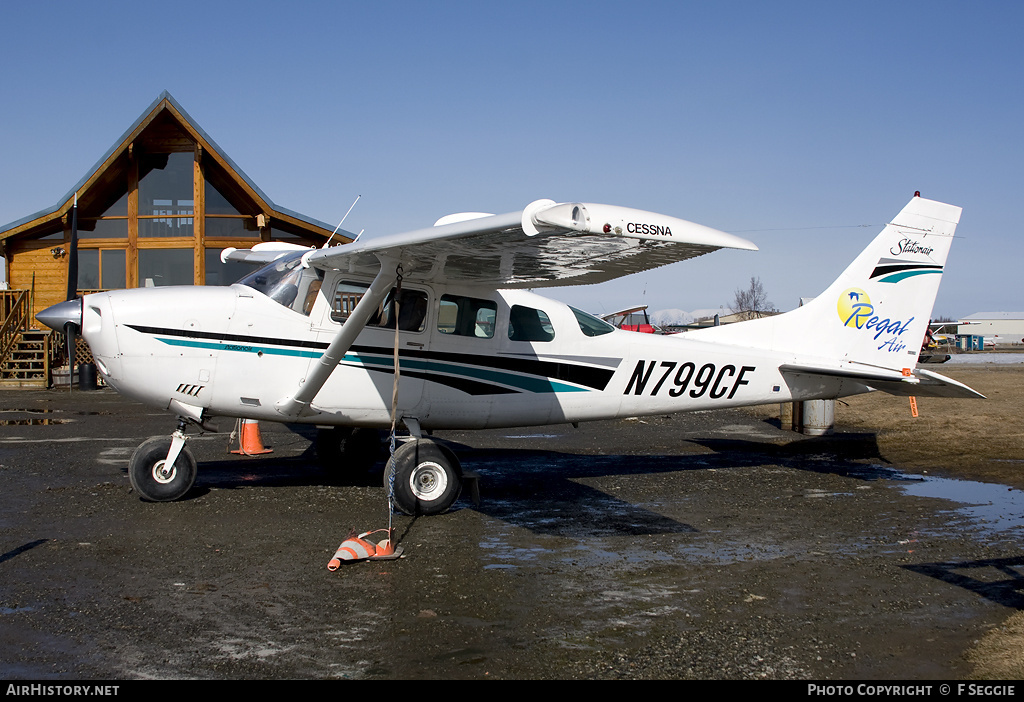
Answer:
744, 362, 1024, 679
2, 368, 1023, 679
745, 365, 1024, 487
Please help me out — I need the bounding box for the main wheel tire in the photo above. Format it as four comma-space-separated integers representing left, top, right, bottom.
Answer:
386, 439, 462, 516
315, 427, 351, 468
128, 436, 197, 502
316, 427, 383, 481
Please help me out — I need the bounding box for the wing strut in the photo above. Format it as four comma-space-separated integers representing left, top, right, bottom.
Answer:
275, 257, 399, 418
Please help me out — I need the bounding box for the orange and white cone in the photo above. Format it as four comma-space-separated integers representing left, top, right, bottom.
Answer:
327, 529, 400, 569
328, 534, 377, 570
232, 419, 273, 455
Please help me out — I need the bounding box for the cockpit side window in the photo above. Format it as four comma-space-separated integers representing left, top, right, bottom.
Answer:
330, 281, 428, 332
570, 306, 616, 337
238, 252, 323, 316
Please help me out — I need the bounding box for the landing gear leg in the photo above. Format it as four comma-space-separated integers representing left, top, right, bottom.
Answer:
128, 418, 198, 502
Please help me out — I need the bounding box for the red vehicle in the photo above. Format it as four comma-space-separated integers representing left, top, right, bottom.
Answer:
601, 305, 658, 334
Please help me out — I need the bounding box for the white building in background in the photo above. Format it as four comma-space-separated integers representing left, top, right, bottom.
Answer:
957, 312, 1024, 345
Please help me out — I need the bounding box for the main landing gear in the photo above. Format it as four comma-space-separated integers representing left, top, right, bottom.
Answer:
128, 418, 465, 514
315, 427, 384, 482
128, 419, 197, 502
386, 439, 463, 516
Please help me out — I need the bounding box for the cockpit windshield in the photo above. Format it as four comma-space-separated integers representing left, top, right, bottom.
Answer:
237, 251, 323, 315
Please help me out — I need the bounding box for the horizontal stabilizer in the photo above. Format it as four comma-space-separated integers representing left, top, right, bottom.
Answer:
780, 364, 985, 399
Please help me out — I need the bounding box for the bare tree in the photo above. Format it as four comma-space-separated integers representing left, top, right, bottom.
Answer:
731, 276, 775, 320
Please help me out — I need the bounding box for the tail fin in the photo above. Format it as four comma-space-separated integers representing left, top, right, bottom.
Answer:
793, 193, 960, 371
692, 195, 978, 395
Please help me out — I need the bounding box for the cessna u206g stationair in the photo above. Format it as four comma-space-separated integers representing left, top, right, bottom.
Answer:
37, 195, 982, 514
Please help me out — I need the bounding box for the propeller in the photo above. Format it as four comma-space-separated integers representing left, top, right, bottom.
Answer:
36, 196, 87, 391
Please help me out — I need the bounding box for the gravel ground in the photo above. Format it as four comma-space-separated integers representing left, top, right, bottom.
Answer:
1, 388, 1021, 680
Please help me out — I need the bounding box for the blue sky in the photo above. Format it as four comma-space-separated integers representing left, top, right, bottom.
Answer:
2, 1, 1021, 319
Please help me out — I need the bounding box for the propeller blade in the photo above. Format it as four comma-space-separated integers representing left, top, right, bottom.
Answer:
64, 319, 76, 368
66, 194, 79, 301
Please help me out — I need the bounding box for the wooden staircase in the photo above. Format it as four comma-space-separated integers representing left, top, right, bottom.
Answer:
1, 289, 51, 388
1, 329, 50, 387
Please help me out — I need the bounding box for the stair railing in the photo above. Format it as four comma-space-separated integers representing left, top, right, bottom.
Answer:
0, 289, 30, 371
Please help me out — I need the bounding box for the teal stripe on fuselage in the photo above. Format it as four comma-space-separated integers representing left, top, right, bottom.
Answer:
157, 337, 320, 358
154, 337, 589, 394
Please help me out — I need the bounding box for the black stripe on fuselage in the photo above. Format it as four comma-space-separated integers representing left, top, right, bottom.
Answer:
126, 324, 617, 391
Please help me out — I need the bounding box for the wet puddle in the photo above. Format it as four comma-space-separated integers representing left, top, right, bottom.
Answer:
0, 408, 105, 425
0, 409, 73, 426
893, 470, 1024, 535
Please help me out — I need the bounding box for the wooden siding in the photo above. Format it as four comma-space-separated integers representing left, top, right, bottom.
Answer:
8, 238, 68, 320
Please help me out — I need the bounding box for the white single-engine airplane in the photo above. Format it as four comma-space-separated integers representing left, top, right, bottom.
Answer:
37, 194, 982, 514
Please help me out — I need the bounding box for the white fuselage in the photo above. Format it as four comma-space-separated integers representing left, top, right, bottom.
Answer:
80, 273, 862, 431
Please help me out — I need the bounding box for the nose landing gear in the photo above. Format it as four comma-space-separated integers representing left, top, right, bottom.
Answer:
128, 419, 197, 502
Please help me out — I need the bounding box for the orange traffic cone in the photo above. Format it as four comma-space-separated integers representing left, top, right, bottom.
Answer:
328, 533, 377, 570
231, 419, 273, 455
327, 529, 402, 570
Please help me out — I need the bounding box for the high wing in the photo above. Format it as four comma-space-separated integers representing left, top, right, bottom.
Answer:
233, 198, 756, 418
299, 199, 757, 287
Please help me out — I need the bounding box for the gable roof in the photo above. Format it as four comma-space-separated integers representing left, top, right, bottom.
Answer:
0, 91, 352, 243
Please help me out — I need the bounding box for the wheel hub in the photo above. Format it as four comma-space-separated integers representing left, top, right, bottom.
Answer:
153, 460, 177, 484
410, 461, 447, 499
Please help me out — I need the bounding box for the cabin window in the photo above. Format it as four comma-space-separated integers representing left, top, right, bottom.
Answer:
570, 306, 615, 337
508, 305, 555, 342
330, 280, 428, 331
438, 295, 496, 339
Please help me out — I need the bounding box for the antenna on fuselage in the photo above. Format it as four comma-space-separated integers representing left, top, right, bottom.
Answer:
323, 194, 361, 248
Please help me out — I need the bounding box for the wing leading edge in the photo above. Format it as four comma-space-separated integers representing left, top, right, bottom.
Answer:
301, 199, 757, 287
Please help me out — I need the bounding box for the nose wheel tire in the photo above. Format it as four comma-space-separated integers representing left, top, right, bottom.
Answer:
386, 439, 462, 515
129, 436, 198, 502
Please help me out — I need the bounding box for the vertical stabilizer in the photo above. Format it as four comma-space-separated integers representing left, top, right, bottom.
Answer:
691, 195, 962, 374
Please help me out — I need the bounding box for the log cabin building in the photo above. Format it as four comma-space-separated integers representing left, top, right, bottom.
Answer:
0, 92, 353, 385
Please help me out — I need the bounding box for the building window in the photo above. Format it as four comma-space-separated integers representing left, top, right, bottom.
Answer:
204, 249, 252, 286
79, 192, 128, 240
139, 248, 193, 287
205, 179, 258, 239
76, 249, 125, 290
139, 153, 194, 238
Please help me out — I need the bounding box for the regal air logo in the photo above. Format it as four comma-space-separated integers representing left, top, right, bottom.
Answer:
837, 288, 872, 329
837, 288, 915, 353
